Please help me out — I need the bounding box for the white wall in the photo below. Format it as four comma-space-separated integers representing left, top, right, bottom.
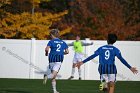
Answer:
0, 39, 140, 81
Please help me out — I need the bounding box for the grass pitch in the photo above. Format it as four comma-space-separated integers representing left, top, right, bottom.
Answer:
0, 78, 140, 93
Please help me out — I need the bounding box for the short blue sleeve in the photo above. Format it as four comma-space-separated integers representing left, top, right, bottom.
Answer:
64, 42, 68, 49
47, 41, 52, 47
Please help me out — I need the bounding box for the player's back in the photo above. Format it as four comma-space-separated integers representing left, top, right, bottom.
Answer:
97, 45, 119, 74
48, 38, 68, 62
49, 38, 67, 53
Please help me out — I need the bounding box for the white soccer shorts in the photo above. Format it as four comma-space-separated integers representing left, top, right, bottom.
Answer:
100, 74, 116, 83
73, 52, 84, 63
49, 62, 62, 72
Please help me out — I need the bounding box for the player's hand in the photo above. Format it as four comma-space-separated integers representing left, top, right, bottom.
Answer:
91, 42, 93, 45
130, 67, 138, 74
64, 49, 69, 55
45, 47, 49, 56
45, 52, 48, 56
76, 62, 84, 67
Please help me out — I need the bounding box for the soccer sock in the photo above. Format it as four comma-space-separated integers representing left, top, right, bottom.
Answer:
71, 68, 75, 77
78, 68, 82, 78
52, 81, 57, 92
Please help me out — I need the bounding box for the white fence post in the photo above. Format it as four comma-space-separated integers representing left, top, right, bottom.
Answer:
84, 38, 91, 80
29, 38, 36, 79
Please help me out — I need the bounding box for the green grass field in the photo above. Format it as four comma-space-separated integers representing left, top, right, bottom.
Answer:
0, 78, 140, 93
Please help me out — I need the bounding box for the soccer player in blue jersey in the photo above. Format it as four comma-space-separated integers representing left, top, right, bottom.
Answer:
77, 34, 138, 93
43, 29, 69, 93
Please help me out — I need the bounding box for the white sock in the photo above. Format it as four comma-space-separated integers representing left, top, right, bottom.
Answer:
78, 68, 82, 78
52, 81, 57, 92
71, 68, 75, 77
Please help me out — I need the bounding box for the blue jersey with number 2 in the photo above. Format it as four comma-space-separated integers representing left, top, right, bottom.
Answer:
47, 38, 68, 63
83, 45, 131, 75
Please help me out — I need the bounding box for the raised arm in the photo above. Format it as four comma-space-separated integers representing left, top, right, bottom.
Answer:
81, 41, 93, 46
67, 42, 74, 46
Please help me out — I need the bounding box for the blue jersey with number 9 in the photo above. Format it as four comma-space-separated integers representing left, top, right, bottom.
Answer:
93, 45, 118, 74
83, 45, 131, 75
47, 38, 68, 63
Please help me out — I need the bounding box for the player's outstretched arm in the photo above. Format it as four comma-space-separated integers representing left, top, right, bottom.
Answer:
76, 54, 98, 67
117, 53, 132, 69
117, 54, 138, 74
82, 41, 93, 46
130, 67, 138, 74
67, 42, 74, 46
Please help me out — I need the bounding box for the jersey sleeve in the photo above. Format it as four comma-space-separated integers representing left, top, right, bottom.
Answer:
47, 41, 52, 47
81, 41, 92, 46
63, 42, 68, 49
116, 48, 132, 69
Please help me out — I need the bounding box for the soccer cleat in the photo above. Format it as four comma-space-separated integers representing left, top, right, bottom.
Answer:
99, 80, 106, 91
99, 83, 104, 91
79, 77, 82, 80
68, 76, 74, 80
43, 74, 47, 84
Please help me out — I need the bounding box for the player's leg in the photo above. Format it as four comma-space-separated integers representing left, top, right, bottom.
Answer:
68, 63, 76, 80
43, 66, 52, 84
51, 70, 59, 93
68, 56, 77, 80
108, 81, 115, 93
43, 62, 61, 93
49, 62, 61, 93
99, 74, 109, 91
43, 63, 55, 84
43, 74, 48, 84
77, 53, 84, 80
108, 74, 116, 93
77, 63, 82, 80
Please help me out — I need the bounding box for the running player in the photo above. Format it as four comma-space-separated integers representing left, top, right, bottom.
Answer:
43, 29, 69, 93
77, 34, 138, 93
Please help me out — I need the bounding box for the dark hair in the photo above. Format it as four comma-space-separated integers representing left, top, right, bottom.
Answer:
50, 29, 60, 37
107, 34, 117, 44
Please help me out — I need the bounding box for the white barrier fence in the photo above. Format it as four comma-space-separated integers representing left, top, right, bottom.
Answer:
0, 38, 140, 81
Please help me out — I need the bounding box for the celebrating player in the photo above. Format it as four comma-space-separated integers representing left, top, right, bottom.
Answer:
77, 34, 138, 93
43, 29, 69, 93
68, 35, 93, 80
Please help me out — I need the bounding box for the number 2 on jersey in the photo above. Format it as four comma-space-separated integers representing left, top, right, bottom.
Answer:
56, 44, 61, 52
105, 50, 110, 60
